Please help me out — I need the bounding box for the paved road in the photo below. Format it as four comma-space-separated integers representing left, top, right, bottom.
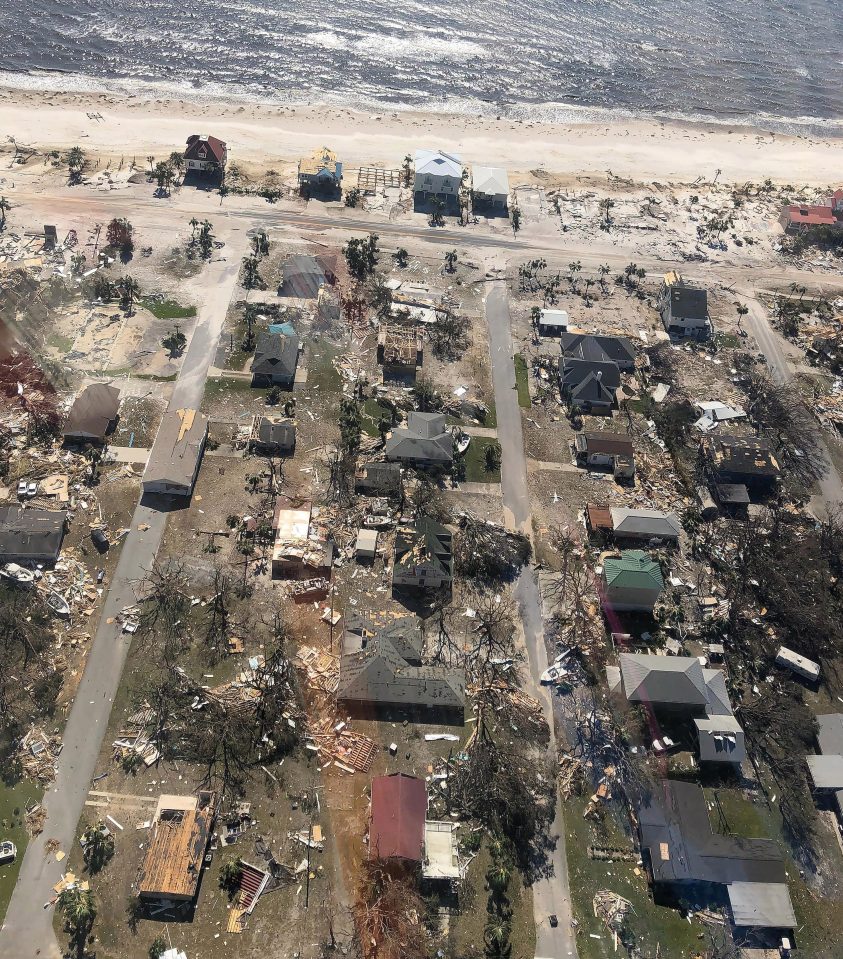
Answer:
0, 250, 242, 958
485, 283, 579, 959
740, 291, 843, 514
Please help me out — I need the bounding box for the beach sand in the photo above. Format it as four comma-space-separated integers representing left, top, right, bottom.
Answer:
1, 86, 841, 186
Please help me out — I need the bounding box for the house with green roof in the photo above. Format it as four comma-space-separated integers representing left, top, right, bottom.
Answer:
600, 550, 664, 612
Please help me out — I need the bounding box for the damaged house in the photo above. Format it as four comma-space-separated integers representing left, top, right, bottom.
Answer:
0, 504, 67, 566
249, 415, 296, 455
63, 383, 120, 444
639, 779, 795, 933
658, 272, 711, 340
700, 434, 780, 500
369, 773, 427, 863
574, 431, 635, 479
587, 506, 682, 544
599, 551, 664, 613
385, 412, 453, 469
279, 254, 335, 299
355, 461, 403, 498
339, 613, 465, 715
250, 330, 300, 388
138, 792, 217, 905
143, 409, 209, 497
392, 517, 453, 591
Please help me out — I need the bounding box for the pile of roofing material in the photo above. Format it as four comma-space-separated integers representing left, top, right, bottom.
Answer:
592, 889, 632, 944
296, 645, 339, 694
305, 716, 376, 773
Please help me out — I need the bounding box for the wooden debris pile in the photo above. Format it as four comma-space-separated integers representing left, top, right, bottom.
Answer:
296, 645, 339, 694
17, 728, 63, 785
305, 716, 377, 773
557, 753, 586, 799
593, 889, 632, 945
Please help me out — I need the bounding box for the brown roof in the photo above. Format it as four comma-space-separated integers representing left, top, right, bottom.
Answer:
582, 432, 634, 456
586, 504, 613, 532
370, 774, 426, 862
139, 793, 216, 900
65, 383, 120, 439
184, 134, 226, 164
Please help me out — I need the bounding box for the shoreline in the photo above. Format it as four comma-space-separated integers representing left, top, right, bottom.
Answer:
2, 84, 843, 186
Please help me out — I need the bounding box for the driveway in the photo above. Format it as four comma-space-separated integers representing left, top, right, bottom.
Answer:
0, 246, 242, 958
485, 282, 579, 959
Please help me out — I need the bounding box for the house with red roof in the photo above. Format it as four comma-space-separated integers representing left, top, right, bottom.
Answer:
184, 134, 227, 175
369, 773, 426, 863
779, 190, 843, 234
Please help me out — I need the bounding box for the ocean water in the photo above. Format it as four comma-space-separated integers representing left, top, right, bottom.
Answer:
3, 0, 843, 134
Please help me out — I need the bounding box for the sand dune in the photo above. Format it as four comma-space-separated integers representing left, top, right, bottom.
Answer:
0, 86, 841, 186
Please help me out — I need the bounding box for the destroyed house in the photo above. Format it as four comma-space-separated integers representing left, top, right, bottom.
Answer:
143, 409, 208, 497
385, 412, 453, 468
575, 432, 635, 477
345, 610, 424, 664
184, 134, 227, 173
600, 551, 664, 612
0, 504, 66, 565
271, 501, 333, 579
392, 517, 453, 590
701, 434, 780, 492
639, 780, 795, 931
64, 383, 120, 443
280, 254, 335, 299
780, 193, 843, 234
659, 272, 711, 340
612, 653, 745, 764
377, 328, 424, 381
339, 630, 465, 714
138, 792, 217, 903
250, 415, 296, 454
587, 505, 681, 543
370, 774, 427, 862
355, 461, 403, 497
250, 331, 300, 387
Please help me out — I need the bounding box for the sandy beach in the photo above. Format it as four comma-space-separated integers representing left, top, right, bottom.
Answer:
1, 85, 842, 186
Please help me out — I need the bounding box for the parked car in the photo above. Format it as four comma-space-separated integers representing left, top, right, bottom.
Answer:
27, 481, 38, 497
17, 479, 28, 498
0, 840, 17, 865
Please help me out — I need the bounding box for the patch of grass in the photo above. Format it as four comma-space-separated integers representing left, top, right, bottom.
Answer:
141, 298, 197, 320
716, 333, 741, 349
47, 332, 75, 353
361, 397, 388, 438
448, 839, 535, 959
0, 778, 41, 923
514, 354, 531, 409
564, 795, 703, 959
202, 376, 254, 410
462, 436, 501, 484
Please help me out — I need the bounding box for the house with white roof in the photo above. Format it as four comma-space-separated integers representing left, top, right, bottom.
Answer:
471, 165, 509, 209
414, 150, 463, 202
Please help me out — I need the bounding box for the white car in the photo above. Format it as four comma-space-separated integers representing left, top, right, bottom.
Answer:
27, 481, 38, 497
17, 480, 28, 498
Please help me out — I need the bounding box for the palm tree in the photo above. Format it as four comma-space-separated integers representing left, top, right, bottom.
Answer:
0, 196, 9, 230
394, 247, 409, 267
735, 302, 749, 331
66, 146, 86, 182
58, 886, 97, 951
402, 154, 413, 187
486, 860, 512, 893
189, 216, 199, 239
118, 276, 140, 313
598, 263, 611, 292
242, 255, 260, 289
82, 822, 114, 873
568, 260, 582, 292
445, 249, 458, 272
601, 197, 615, 229
583, 277, 594, 306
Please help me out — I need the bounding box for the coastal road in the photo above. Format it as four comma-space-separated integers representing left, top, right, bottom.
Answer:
484, 282, 579, 959
0, 245, 243, 958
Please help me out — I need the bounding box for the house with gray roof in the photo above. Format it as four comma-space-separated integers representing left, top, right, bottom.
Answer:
600, 550, 664, 612
143, 408, 208, 497
385, 412, 453, 469
0, 504, 67, 566
338, 612, 464, 716
609, 508, 682, 543
393, 517, 452, 591
639, 779, 795, 932
251, 331, 300, 387
807, 713, 843, 820
355, 462, 403, 497
471, 165, 509, 209
560, 333, 636, 370
610, 652, 745, 764
64, 383, 120, 444
659, 272, 711, 340
561, 362, 618, 413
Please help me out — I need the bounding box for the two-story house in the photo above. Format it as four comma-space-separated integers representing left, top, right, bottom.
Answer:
414, 150, 462, 203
